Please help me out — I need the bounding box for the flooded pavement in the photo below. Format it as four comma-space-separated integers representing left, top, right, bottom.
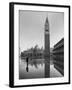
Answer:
19, 58, 63, 79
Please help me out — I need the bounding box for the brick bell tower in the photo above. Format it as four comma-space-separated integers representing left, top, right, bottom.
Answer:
44, 16, 50, 77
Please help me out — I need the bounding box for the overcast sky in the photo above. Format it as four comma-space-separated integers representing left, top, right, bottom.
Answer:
19, 10, 64, 51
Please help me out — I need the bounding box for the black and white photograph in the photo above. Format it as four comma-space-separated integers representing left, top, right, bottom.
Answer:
9, 2, 70, 87
19, 11, 64, 79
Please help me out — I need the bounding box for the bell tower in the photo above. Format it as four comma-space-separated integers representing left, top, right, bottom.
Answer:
44, 16, 50, 77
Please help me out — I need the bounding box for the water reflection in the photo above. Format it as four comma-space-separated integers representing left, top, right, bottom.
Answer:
26, 66, 29, 72
45, 57, 50, 78
25, 57, 44, 69
19, 56, 63, 79
19, 58, 45, 79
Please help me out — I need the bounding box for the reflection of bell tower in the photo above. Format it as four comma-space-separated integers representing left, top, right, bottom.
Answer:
44, 16, 50, 77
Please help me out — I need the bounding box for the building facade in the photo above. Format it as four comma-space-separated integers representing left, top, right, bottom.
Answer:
21, 49, 44, 59
53, 38, 64, 75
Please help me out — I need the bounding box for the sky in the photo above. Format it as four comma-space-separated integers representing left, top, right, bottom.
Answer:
19, 10, 64, 51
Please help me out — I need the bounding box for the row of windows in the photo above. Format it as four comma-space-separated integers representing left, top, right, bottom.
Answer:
21, 53, 44, 57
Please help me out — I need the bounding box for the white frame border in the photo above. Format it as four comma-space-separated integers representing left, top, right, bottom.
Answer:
14, 4, 69, 86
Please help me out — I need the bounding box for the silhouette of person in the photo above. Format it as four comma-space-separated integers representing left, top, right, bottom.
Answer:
26, 57, 29, 72
26, 57, 28, 63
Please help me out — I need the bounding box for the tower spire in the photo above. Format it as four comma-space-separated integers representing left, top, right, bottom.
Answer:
44, 13, 50, 77
45, 14, 49, 32
46, 16, 48, 23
